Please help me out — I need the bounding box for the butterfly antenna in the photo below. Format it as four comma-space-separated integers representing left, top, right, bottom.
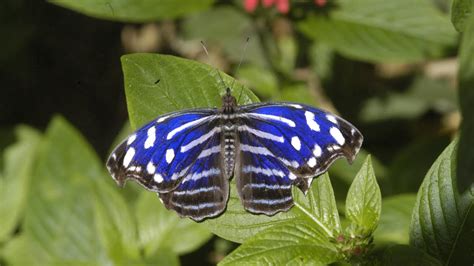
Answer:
235, 37, 250, 103
200, 41, 227, 93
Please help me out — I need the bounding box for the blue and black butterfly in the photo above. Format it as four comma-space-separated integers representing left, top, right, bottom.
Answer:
106, 88, 363, 221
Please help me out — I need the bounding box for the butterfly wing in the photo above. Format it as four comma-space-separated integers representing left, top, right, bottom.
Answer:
158, 141, 229, 221
235, 103, 363, 214
235, 131, 294, 215
106, 109, 222, 194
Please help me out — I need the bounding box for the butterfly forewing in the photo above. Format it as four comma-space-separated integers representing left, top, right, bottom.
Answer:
236, 103, 363, 194
106, 109, 221, 194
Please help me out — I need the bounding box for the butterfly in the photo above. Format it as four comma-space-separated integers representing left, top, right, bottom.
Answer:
106, 88, 363, 221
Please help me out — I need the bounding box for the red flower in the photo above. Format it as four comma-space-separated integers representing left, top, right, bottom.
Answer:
244, 0, 259, 12
314, 0, 327, 7
244, 0, 326, 14
244, 0, 290, 14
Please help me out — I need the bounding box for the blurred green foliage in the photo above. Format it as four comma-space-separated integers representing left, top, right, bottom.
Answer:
1, 0, 474, 265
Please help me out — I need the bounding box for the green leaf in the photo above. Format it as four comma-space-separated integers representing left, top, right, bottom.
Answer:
93, 181, 140, 263
387, 136, 451, 194
22, 116, 111, 265
142, 248, 180, 266
236, 64, 278, 99
330, 149, 387, 187
275, 84, 321, 107
457, 14, 474, 193
203, 182, 302, 243
410, 139, 474, 264
48, 0, 214, 22
1, 235, 53, 266
121, 53, 259, 129
374, 194, 416, 245
0, 126, 41, 242
299, 0, 457, 62
134, 192, 212, 256
205, 174, 341, 243
360, 77, 457, 123
293, 173, 342, 235
275, 35, 297, 75
451, 0, 474, 32
373, 245, 442, 266
310, 42, 335, 82
345, 156, 382, 235
181, 6, 266, 67
219, 220, 340, 265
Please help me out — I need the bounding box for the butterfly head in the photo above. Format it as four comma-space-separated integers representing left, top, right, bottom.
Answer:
222, 88, 237, 114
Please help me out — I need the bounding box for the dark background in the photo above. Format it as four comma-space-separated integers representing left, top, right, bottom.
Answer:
1, 0, 126, 158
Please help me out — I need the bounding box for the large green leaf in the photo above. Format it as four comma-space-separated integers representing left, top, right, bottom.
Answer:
373, 245, 442, 265
299, 0, 457, 62
48, 0, 214, 22
203, 181, 301, 243
345, 156, 381, 235
205, 174, 341, 243
134, 192, 212, 256
121, 53, 258, 129
0, 126, 41, 242
410, 139, 474, 264
451, 0, 474, 32
457, 14, 474, 193
1, 235, 53, 266
219, 220, 340, 265
93, 181, 140, 263
374, 194, 416, 245
21, 117, 111, 265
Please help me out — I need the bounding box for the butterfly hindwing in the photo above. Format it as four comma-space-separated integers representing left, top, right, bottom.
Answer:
235, 130, 294, 215
237, 103, 363, 194
159, 145, 229, 221
106, 109, 221, 193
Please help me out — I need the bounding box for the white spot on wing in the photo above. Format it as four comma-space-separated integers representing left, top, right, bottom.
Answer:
308, 157, 317, 167
154, 173, 163, 183
127, 134, 137, 145
326, 114, 338, 124
147, 161, 156, 174
123, 148, 135, 167
288, 172, 297, 180
305, 111, 320, 131
144, 126, 156, 149
166, 149, 175, 163
313, 144, 322, 157
330, 127, 345, 145
291, 136, 301, 151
